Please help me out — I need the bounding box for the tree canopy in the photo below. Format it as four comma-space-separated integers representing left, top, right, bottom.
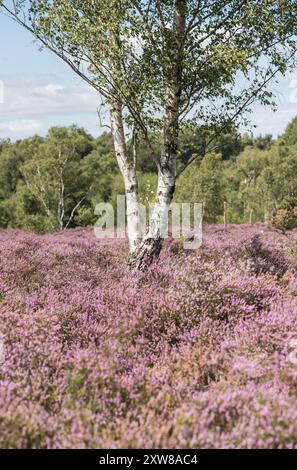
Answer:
1, 0, 297, 153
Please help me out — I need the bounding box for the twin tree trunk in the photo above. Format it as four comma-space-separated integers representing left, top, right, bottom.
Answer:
110, 1, 186, 270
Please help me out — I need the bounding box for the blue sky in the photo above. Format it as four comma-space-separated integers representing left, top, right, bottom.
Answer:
0, 11, 297, 141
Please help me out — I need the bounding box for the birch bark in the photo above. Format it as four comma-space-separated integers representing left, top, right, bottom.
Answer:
128, 0, 186, 269
110, 100, 142, 253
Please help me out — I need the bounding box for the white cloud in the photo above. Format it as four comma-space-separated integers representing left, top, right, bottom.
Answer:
0, 119, 42, 135
0, 80, 4, 104
0, 73, 103, 138
0, 74, 100, 117
0, 68, 296, 140
34, 83, 65, 96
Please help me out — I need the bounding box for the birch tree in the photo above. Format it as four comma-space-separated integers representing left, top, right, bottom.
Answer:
1, 0, 297, 268
20, 126, 90, 230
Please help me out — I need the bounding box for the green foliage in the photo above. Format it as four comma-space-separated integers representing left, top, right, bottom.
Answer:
280, 117, 297, 146
2, 116, 297, 230
0, 127, 105, 231
1, 0, 297, 237
138, 173, 158, 206
17, 126, 94, 231
175, 153, 225, 223
0, 136, 44, 200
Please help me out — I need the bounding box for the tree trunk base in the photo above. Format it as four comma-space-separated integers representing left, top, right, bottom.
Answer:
128, 236, 163, 270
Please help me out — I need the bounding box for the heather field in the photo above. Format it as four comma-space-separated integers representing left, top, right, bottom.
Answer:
1, 224, 297, 449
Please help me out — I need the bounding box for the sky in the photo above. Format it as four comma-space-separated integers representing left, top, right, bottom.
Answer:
0, 12, 297, 141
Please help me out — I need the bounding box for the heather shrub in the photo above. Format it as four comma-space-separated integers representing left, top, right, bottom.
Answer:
1, 225, 297, 448
270, 199, 297, 232
242, 234, 290, 279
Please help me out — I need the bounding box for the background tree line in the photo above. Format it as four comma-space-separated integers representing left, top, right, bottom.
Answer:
1, 116, 297, 232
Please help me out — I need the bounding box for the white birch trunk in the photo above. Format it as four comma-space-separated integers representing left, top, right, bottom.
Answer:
128, 0, 186, 269
110, 101, 141, 254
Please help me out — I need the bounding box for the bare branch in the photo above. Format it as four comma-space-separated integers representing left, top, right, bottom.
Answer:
63, 197, 86, 231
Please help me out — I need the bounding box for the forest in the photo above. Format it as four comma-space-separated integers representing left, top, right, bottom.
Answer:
1, 116, 297, 233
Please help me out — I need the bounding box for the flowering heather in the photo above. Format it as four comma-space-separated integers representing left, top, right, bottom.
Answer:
1, 224, 297, 448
